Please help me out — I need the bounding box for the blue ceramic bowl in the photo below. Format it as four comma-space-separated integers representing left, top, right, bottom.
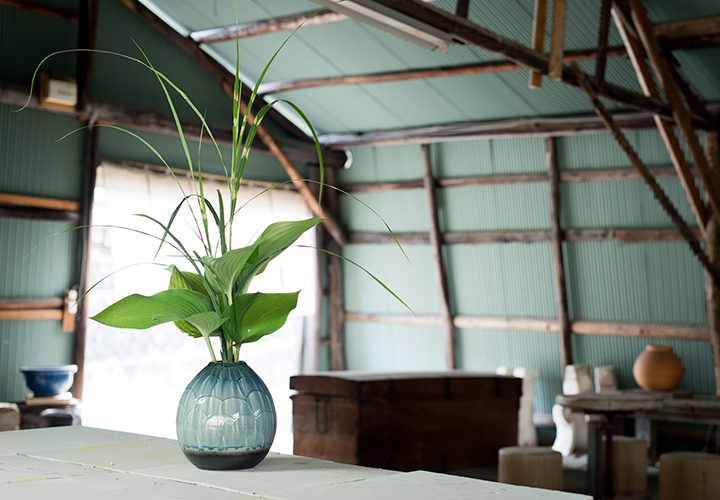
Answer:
20, 365, 78, 397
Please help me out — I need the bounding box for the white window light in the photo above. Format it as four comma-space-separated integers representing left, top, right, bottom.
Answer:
309, 0, 455, 53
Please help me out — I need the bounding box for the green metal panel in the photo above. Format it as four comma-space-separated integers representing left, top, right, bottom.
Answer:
0, 104, 84, 200
339, 144, 424, 184
564, 241, 706, 324
561, 178, 698, 229
434, 137, 547, 177
345, 322, 447, 372
573, 336, 716, 395
343, 244, 439, 315
0, 217, 78, 297
446, 243, 556, 318
98, 126, 300, 183
0, 4, 77, 83
457, 329, 563, 415
673, 47, 720, 103
341, 189, 429, 233
440, 182, 551, 231
557, 130, 681, 170
0, 320, 75, 402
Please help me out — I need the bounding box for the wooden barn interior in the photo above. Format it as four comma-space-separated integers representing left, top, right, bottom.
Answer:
1, 0, 720, 498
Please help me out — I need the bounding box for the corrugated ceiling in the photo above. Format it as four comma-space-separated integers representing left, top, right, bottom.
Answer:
135, 0, 720, 137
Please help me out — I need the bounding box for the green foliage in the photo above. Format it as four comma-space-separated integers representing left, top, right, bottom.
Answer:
25, 6, 411, 364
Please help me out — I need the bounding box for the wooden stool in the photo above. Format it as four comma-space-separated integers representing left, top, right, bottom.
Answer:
660, 452, 720, 500
604, 436, 647, 497
498, 446, 563, 490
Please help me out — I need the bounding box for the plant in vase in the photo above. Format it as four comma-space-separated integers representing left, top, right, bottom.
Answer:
23, 12, 409, 471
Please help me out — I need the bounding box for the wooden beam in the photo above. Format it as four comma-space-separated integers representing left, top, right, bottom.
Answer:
422, 144, 456, 369
594, 0, 613, 88
189, 10, 347, 44
0, 298, 63, 309
529, 0, 548, 89
705, 130, 720, 395
0, 309, 63, 320
571, 65, 720, 287
548, 0, 568, 81
627, 0, 720, 223
345, 312, 709, 340
0, 193, 81, 212
258, 46, 628, 96
455, 0, 470, 19
344, 166, 683, 194
0, 0, 78, 22
547, 137, 572, 373
349, 227, 701, 246
654, 15, 720, 40
612, 3, 708, 235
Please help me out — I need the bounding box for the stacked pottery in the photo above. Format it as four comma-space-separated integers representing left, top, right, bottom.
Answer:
632, 345, 684, 392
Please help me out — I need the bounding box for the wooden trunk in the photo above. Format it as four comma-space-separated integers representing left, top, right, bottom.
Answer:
291, 372, 521, 472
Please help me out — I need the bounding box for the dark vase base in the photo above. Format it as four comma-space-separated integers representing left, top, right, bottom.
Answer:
181, 446, 270, 470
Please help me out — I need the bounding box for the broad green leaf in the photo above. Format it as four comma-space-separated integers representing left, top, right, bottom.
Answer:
168, 266, 210, 336
168, 265, 209, 296
91, 289, 213, 329
201, 245, 259, 299
222, 291, 299, 345
233, 218, 322, 293
185, 311, 227, 339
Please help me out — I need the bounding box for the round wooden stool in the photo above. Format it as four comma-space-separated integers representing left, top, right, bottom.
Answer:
660, 452, 720, 500
604, 436, 647, 496
498, 446, 563, 490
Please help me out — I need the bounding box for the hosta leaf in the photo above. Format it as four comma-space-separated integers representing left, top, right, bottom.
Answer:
201, 245, 259, 299
184, 311, 227, 339
168, 265, 209, 297
91, 289, 213, 329
222, 291, 299, 345
234, 218, 322, 293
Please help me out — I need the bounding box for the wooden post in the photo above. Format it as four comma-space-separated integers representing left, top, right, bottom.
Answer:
706, 131, 720, 395
529, 0, 548, 89
75, 0, 98, 112
421, 144, 456, 370
593, 0, 612, 89
455, 0, 470, 18
71, 123, 99, 400
324, 167, 346, 371
548, 0, 567, 81
547, 137, 572, 373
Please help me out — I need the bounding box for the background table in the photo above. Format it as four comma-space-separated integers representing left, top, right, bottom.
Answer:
0, 426, 590, 499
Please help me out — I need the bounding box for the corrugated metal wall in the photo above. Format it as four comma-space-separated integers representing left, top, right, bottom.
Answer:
338, 130, 714, 416
0, 102, 82, 401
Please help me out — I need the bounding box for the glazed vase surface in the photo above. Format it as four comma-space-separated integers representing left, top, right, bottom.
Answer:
632, 345, 684, 392
176, 361, 276, 470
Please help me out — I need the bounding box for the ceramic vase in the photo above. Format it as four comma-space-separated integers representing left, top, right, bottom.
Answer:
632, 345, 684, 392
176, 361, 276, 470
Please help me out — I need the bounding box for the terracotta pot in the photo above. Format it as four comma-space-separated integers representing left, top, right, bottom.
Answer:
632, 345, 684, 392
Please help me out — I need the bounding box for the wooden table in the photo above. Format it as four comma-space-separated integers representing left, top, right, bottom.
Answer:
0, 426, 590, 499
556, 391, 720, 499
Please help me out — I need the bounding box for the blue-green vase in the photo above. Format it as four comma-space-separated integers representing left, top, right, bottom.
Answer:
176, 361, 276, 470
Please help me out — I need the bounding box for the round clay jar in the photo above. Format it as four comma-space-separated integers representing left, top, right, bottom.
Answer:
632, 345, 684, 392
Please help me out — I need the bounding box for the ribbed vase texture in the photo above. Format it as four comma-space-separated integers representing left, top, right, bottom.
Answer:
176, 361, 276, 469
